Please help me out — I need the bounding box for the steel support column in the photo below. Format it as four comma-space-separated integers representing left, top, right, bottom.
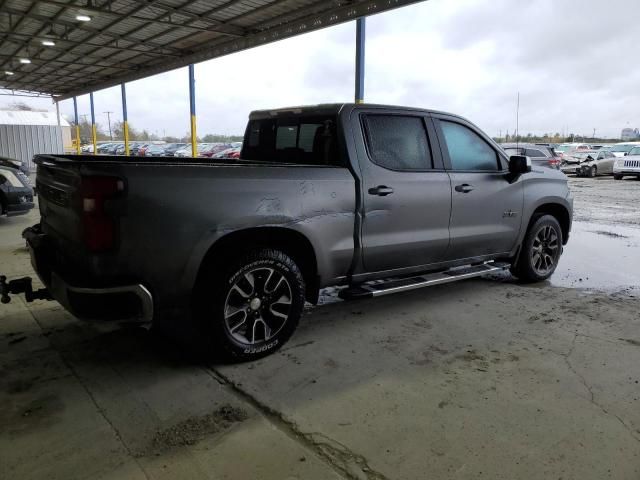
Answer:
355, 17, 366, 104
73, 96, 81, 154
89, 92, 97, 155
189, 64, 197, 157
121, 83, 130, 156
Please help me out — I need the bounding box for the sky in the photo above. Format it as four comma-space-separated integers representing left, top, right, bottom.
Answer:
4, 0, 639, 139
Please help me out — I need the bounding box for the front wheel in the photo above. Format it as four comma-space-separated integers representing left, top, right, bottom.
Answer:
588, 166, 597, 178
195, 248, 306, 362
613, 174, 623, 180
511, 215, 563, 283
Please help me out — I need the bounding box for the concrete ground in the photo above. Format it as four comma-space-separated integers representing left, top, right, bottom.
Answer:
1, 177, 639, 480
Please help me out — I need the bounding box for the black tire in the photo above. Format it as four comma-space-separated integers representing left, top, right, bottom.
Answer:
195, 248, 305, 362
613, 174, 623, 180
588, 166, 596, 178
511, 215, 563, 283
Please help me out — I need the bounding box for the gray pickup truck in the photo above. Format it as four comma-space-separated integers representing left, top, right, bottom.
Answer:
12, 104, 572, 361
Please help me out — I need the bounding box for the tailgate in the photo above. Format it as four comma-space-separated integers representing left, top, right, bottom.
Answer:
36, 159, 83, 246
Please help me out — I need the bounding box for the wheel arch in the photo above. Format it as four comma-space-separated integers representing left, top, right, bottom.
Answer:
195, 227, 320, 303
528, 203, 571, 245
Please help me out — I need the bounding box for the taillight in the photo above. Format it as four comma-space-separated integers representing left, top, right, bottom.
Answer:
548, 158, 561, 167
80, 176, 125, 252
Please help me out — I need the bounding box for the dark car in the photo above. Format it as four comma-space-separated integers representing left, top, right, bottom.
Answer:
96, 143, 114, 154
162, 143, 187, 156
0, 156, 30, 176
501, 143, 561, 169
0, 165, 34, 217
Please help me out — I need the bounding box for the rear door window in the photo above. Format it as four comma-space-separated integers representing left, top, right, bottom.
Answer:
362, 115, 433, 170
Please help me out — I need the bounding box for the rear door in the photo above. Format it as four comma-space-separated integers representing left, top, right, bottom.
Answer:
434, 116, 523, 260
352, 109, 452, 273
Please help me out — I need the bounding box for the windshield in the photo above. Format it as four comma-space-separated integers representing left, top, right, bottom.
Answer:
555, 144, 574, 152
628, 147, 640, 156
611, 144, 636, 153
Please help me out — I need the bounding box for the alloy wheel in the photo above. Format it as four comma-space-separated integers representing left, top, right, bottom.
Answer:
531, 225, 560, 276
223, 267, 292, 345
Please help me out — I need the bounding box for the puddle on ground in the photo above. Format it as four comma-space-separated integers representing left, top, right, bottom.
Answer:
552, 221, 640, 293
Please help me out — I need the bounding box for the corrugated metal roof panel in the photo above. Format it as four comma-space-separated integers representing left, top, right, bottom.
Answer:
0, 0, 426, 99
0, 110, 71, 127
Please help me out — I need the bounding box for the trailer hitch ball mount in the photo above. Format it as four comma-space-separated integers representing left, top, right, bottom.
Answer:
0, 275, 52, 304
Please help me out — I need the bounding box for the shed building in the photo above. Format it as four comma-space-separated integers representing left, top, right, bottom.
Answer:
0, 110, 71, 170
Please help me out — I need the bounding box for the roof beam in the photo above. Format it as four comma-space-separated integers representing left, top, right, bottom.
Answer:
0, 7, 184, 55
28, 0, 246, 37
0, 36, 140, 68
0, 30, 181, 58
0, 53, 136, 71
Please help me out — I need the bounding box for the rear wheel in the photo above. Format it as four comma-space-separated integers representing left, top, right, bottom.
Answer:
195, 248, 305, 362
511, 215, 563, 283
614, 174, 623, 180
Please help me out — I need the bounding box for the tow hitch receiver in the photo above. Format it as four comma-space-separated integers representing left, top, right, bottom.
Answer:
0, 275, 52, 304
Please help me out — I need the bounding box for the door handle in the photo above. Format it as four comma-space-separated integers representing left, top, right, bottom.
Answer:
455, 184, 474, 193
368, 185, 394, 196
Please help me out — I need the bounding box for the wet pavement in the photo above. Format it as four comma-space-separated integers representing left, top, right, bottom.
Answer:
552, 221, 640, 293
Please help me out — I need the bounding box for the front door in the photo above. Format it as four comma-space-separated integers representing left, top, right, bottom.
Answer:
353, 111, 452, 273
435, 117, 523, 260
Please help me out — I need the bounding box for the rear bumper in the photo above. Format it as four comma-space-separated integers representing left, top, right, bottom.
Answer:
23, 225, 154, 322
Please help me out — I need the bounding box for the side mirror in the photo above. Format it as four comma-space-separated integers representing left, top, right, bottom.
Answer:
509, 155, 532, 175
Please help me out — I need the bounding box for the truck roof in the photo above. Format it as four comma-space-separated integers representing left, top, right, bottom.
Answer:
248, 103, 464, 121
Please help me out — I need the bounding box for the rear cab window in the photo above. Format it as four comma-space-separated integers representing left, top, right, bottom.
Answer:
242, 115, 341, 166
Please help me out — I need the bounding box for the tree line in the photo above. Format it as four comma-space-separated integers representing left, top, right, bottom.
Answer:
74, 118, 243, 144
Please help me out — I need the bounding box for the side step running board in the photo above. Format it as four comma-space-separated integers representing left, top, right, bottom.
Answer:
339, 262, 509, 300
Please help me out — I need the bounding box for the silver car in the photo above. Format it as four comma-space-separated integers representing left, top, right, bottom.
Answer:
578, 149, 617, 177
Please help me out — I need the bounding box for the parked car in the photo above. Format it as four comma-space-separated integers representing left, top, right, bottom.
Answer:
137, 144, 150, 156
145, 144, 167, 157
128, 143, 142, 156
212, 147, 241, 159
501, 143, 561, 169
0, 165, 34, 217
15, 104, 575, 361
609, 142, 640, 158
199, 143, 232, 157
0, 155, 30, 176
176, 143, 210, 157
578, 149, 617, 177
96, 143, 114, 154
561, 151, 599, 175
613, 146, 640, 180
162, 143, 188, 156
555, 143, 591, 159
81, 144, 93, 153
174, 144, 192, 157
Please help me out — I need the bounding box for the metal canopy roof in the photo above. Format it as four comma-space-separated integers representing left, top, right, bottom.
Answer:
0, 0, 424, 100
